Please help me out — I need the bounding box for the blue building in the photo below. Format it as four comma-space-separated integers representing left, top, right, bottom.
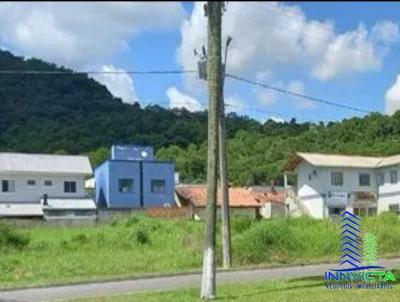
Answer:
95, 145, 175, 209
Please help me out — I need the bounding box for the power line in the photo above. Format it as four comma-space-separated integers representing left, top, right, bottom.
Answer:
0, 69, 197, 75
226, 73, 372, 114
0, 67, 372, 117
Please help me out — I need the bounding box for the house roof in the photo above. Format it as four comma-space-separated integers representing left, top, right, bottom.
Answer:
0, 153, 92, 175
284, 152, 400, 171
377, 154, 400, 168
175, 185, 284, 208
0, 203, 43, 217
41, 198, 96, 210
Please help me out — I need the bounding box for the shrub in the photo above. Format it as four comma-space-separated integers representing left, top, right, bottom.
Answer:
134, 229, 151, 245
0, 223, 30, 249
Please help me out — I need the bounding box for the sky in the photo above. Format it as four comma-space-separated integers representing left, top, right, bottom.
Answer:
1, 2, 400, 124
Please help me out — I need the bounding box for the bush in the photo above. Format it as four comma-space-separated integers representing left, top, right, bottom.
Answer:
0, 223, 30, 249
134, 229, 151, 245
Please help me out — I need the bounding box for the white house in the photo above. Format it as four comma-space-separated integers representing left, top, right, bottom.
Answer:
284, 152, 400, 219
0, 152, 96, 219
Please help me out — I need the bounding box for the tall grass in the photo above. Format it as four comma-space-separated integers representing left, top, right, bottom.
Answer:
0, 213, 399, 288
233, 217, 338, 264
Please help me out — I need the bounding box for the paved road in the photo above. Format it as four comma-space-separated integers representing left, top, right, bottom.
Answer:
1, 258, 400, 302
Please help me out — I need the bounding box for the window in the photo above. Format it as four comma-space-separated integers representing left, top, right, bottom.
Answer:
377, 173, 384, 186
119, 179, 134, 193
64, 181, 76, 193
359, 173, 370, 186
390, 170, 398, 184
331, 172, 343, 186
308, 174, 312, 181
44, 180, 53, 187
1, 180, 15, 193
354, 207, 377, 217
151, 179, 166, 194
389, 204, 400, 213
27, 180, 36, 186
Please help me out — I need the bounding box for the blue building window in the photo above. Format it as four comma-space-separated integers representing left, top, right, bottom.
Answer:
151, 179, 166, 194
119, 179, 134, 193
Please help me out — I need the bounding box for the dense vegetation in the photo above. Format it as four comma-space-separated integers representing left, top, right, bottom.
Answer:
1, 213, 399, 289
0, 50, 258, 158
2, 50, 400, 185
157, 112, 400, 185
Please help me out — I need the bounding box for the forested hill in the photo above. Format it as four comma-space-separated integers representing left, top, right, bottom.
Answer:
0, 50, 259, 153
1, 50, 400, 185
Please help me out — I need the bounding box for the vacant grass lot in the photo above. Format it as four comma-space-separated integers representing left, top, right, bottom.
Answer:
0, 213, 399, 289
70, 273, 400, 302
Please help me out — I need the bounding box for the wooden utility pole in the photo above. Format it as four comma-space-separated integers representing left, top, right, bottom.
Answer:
220, 36, 232, 269
201, 1, 222, 299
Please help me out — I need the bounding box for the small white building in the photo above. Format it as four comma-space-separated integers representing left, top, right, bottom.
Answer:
0, 152, 96, 219
284, 152, 400, 219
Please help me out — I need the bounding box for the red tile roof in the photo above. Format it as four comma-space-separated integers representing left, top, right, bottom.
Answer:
176, 185, 284, 208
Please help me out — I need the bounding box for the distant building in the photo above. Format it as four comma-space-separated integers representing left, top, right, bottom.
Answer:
175, 184, 285, 219
284, 152, 400, 219
94, 145, 175, 209
0, 152, 95, 219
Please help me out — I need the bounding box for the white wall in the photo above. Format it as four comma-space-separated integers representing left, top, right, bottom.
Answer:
0, 173, 86, 203
296, 161, 378, 218
377, 166, 400, 213
296, 161, 325, 218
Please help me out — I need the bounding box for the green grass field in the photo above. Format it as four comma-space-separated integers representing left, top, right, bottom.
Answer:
70, 273, 400, 302
1, 213, 399, 289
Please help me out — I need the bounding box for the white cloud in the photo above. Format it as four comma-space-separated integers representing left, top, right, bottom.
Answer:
166, 86, 203, 112
225, 95, 245, 113
0, 3, 185, 107
312, 22, 399, 80
256, 89, 279, 106
0, 2, 185, 68
178, 2, 399, 81
259, 115, 285, 124
385, 75, 400, 115
270, 116, 285, 123
286, 80, 316, 109
254, 78, 315, 110
92, 65, 138, 104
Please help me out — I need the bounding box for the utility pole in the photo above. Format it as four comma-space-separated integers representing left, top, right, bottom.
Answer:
201, 1, 222, 300
220, 36, 232, 269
